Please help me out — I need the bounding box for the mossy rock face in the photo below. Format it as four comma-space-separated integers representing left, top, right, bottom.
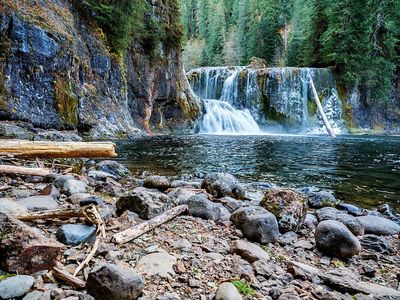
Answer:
54, 74, 79, 129
260, 188, 307, 233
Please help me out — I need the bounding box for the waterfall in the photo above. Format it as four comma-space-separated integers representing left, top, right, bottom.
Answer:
199, 100, 261, 134
187, 66, 345, 134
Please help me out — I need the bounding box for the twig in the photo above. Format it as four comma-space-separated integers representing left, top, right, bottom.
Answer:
53, 267, 86, 289
73, 236, 100, 277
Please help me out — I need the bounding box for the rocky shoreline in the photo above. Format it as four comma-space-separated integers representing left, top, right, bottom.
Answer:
0, 156, 399, 300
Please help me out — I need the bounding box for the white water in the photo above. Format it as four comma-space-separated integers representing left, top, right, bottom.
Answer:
199, 100, 261, 134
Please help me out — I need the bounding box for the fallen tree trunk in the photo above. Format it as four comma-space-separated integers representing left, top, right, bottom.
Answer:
0, 165, 52, 176
0, 212, 65, 274
0, 140, 117, 158
113, 205, 188, 244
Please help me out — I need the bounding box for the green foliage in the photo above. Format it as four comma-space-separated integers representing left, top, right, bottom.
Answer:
0, 274, 15, 281
231, 280, 255, 297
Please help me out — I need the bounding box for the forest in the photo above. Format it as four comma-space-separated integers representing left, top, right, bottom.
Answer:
180, 0, 400, 102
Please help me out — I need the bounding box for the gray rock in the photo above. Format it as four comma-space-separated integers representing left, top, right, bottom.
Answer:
315, 220, 361, 259
62, 179, 88, 196
67, 193, 92, 205
87, 264, 144, 300
0, 198, 28, 215
307, 191, 339, 208
260, 188, 307, 232
40, 184, 60, 199
0, 275, 34, 299
88, 170, 116, 181
185, 194, 231, 222
277, 231, 298, 246
96, 160, 129, 178
116, 187, 172, 219
218, 196, 245, 213
167, 188, 197, 205
157, 292, 182, 300
316, 207, 365, 236
252, 259, 274, 278
360, 235, 393, 254
23, 291, 51, 300
0, 121, 35, 140
79, 196, 105, 207
201, 173, 245, 200
357, 215, 400, 235
11, 188, 32, 199
287, 261, 319, 280
337, 203, 368, 216
53, 175, 75, 189
56, 224, 96, 246
231, 239, 270, 263
17, 195, 59, 211
143, 175, 171, 191
33, 130, 82, 142
215, 282, 242, 300
170, 180, 201, 189
136, 250, 176, 278
171, 239, 192, 251
230, 206, 279, 244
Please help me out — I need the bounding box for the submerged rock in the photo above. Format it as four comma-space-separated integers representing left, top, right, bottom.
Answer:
215, 282, 243, 300
143, 175, 171, 191
116, 187, 172, 219
201, 173, 245, 200
260, 188, 307, 232
357, 215, 400, 235
231, 206, 279, 244
185, 194, 231, 222
315, 220, 361, 259
87, 264, 144, 300
56, 224, 96, 246
0, 275, 35, 299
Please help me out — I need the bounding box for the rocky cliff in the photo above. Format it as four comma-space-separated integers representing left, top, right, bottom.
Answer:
0, 0, 200, 138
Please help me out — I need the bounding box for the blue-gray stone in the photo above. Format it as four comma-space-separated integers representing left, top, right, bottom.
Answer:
56, 224, 96, 246
0, 275, 34, 299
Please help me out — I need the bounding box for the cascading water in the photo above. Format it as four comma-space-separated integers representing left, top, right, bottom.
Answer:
187, 66, 345, 134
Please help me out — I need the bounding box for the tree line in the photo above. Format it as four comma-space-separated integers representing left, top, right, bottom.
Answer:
180, 0, 400, 102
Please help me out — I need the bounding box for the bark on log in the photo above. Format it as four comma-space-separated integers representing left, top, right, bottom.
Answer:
0, 140, 117, 158
53, 267, 86, 289
0, 212, 65, 274
113, 205, 188, 244
0, 165, 52, 176
14, 208, 85, 221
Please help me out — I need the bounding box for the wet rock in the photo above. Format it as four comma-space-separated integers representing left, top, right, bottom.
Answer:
287, 261, 319, 280
201, 172, 245, 200
136, 250, 176, 278
22, 291, 51, 300
17, 195, 59, 211
217, 196, 244, 213
337, 203, 368, 216
167, 188, 198, 205
62, 179, 88, 196
316, 207, 365, 236
88, 170, 116, 181
260, 188, 307, 232
231, 206, 279, 244
0, 275, 35, 299
231, 239, 270, 263
357, 215, 400, 235
96, 161, 129, 178
277, 231, 298, 246
116, 187, 173, 219
56, 224, 96, 246
215, 282, 243, 300
377, 204, 399, 222
87, 263, 144, 300
79, 196, 105, 207
143, 175, 171, 191
315, 220, 361, 259
0, 198, 28, 214
307, 191, 339, 208
360, 235, 393, 254
185, 194, 231, 222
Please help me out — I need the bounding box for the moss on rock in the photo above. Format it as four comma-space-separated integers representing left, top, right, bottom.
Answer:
53, 74, 79, 129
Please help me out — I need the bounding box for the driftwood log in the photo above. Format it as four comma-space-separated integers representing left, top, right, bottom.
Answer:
0, 140, 117, 158
0, 212, 65, 274
0, 165, 52, 176
53, 267, 86, 289
113, 205, 188, 244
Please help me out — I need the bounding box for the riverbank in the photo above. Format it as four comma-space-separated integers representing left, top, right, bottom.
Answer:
0, 156, 399, 300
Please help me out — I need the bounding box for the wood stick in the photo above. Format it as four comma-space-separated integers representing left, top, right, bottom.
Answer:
0, 165, 52, 176
73, 236, 100, 277
113, 205, 188, 244
14, 208, 85, 221
308, 73, 336, 137
53, 267, 86, 289
0, 140, 117, 158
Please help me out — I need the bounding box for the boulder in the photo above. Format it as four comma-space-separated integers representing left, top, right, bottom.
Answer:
215, 282, 243, 300
315, 220, 361, 259
56, 224, 97, 246
231, 240, 270, 263
116, 187, 173, 219
201, 173, 245, 200
260, 188, 307, 232
307, 191, 339, 208
185, 194, 231, 222
87, 264, 144, 300
316, 207, 365, 236
17, 195, 59, 212
143, 175, 171, 191
230, 206, 279, 244
0, 275, 34, 299
357, 215, 400, 236
0, 198, 28, 215
96, 160, 129, 178
0, 212, 65, 274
